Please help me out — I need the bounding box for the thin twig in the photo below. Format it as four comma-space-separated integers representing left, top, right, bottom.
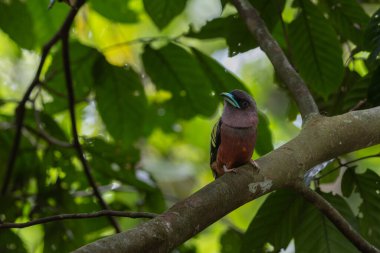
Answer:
317, 153, 380, 180
1, 2, 84, 195
24, 125, 73, 148
293, 184, 380, 253
231, 0, 319, 120
0, 210, 157, 229
61, 23, 121, 233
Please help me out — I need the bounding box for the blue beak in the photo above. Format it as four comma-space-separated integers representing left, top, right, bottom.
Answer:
220, 92, 240, 109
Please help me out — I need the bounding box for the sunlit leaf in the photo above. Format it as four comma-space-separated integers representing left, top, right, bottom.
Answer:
93, 56, 147, 146
90, 0, 138, 23
288, 0, 344, 98
143, 0, 187, 29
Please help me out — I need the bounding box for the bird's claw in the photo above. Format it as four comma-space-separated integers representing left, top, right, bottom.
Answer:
223, 165, 238, 174
250, 159, 260, 169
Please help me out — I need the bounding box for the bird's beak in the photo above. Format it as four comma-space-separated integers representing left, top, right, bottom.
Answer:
220, 92, 240, 109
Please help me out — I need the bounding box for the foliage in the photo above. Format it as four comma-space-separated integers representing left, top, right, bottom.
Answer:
0, 0, 379, 252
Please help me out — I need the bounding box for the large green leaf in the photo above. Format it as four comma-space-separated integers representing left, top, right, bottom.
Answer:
368, 65, 380, 106
143, 0, 187, 30
90, 0, 138, 23
342, 169, 380, 247
364, 8, 380, 61
320, 0, 369, 45
221, 229, 243, 253
0, 230, 27, 253
0, 0, 68, 49
0, 0, 36, 49
187, 15, 256, 57
288, 0, 344, 98
93, 56, 147, 146
26, 0, 68, 46
187, 0, 285, 56
142, 43, 217, 118
44, 42, 99, 114
241, 190, 303, 253
294, 193, 359, 253
255, 112, 273, 156
191, 47, 247, 93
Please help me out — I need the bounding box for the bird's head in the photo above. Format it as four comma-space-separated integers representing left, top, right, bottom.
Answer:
220, 90, 258, 128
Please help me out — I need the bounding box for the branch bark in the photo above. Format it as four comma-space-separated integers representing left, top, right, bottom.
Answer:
231, 0, 319, 120
73, 106, 380, 253
0, 210, 157, 229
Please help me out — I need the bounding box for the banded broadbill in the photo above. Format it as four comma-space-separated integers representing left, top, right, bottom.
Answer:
210, 90, 258, 178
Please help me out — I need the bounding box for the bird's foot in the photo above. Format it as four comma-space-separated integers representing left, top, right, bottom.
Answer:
250, 159, 260, 169
223, 165, 237, 174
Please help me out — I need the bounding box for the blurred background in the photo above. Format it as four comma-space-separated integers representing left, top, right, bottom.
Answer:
1, 0, 380, 252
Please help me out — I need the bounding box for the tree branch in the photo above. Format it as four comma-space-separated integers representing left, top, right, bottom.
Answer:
0, 210, 157, 229
60, 19, 121, 233
73, 107, 380, 253
230, 0, 319, 120
293, 183, 380, 253
1, 0, 85, 196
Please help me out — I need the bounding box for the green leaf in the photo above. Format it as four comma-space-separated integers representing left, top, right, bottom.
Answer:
187, 1, 285, 56
255, 112, 274, 156
249, 0, 286, 31
320, 0, 369, 45
0, 0, 68, 49
288, 0, 344, 98
341, 167, 356, 197
221, 229, 243, 253
187, 15, 257, 57
191, 47, 247, 93
0, 0, 36, 49
26, 0, 68, 47
93, 56, 147, 146
241, 190, 303, 253
44, 42, 99, 114
368, 65, 380, 106
294, 193, 359, 253
90, 0, 138, 23
0, 230, 27, 253
350, 169, 380, 247
143, 0, 187, 29
365, 8, 380, 61
142, 43, 217, 118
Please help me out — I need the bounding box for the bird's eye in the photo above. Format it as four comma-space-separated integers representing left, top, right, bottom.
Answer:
241, 101, 249, 108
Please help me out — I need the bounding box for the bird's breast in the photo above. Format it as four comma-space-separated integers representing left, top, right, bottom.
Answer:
217, 124, 257, 170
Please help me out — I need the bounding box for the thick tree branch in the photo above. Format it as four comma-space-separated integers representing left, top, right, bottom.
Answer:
74, 107, 380, 253
293, 184, 380, 253
1, 0, 85, 195
231, 0, 319, 120
0, 210, 157, 229
61, 24, 121, 233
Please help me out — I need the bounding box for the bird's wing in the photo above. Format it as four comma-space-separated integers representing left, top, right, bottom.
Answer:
210, 119, 222, 167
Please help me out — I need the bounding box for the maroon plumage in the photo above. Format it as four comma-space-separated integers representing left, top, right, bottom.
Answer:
210, 90, 258, 178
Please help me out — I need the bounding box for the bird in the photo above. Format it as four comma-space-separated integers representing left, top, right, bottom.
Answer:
210, 90, 259, 178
